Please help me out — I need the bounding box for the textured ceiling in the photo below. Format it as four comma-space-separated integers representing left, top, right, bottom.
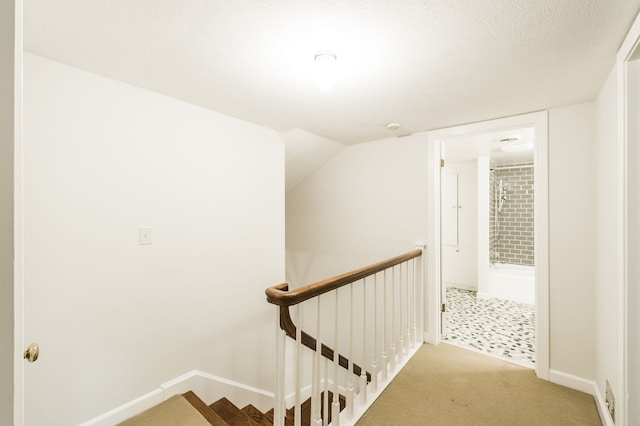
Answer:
25, 0, 640, 145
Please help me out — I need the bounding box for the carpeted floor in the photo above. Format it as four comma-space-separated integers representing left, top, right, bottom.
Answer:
356, 343, 601, 426
118, 395, 211, 426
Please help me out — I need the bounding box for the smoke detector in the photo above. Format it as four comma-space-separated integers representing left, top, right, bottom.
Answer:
386, 122, 401, 131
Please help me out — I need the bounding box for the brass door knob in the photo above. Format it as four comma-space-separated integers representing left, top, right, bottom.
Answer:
24, 343, 40, 363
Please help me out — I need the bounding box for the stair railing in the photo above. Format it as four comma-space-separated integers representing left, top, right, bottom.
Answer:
265, 245, 425, 426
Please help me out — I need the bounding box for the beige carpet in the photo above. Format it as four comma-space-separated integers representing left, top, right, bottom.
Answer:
118, 394, 211, 426
356, 343, 602, 426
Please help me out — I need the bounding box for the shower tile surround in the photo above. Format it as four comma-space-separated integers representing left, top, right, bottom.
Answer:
444, 287, 535, 367
490, 162, 534, 266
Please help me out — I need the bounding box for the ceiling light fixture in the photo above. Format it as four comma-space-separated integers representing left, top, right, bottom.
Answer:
313, 51, 337, 92
386, 122, 401, 131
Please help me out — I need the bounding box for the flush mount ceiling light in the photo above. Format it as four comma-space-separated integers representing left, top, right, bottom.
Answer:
499, 136, 533, 152
386, 122, 401, 131
313, 51, 337, 92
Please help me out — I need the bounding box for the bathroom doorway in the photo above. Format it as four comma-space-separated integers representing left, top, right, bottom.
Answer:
440, 128, 536, 367
426, 111, 549, 380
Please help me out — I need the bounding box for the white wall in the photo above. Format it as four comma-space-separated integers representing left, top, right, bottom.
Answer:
548, 103, 597, 380
592, 63, 622, 421
285, 133, 428, 287
288, 105, 599, 385
23, 54, 284, 425
0, 1, 15, 425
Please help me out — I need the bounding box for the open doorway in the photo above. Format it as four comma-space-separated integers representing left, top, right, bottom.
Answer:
440, 127, 536, 368
426, 111, 549, 380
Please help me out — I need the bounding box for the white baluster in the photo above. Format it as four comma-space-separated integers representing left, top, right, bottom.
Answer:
398, 263, 405, 361
323, 357, 329, 426
381, 269, 388, 382
411, 258, 417, 346
275, 307, 285, 426
332, 291, 341, 426
405, 261, 411, 354
312, 298, 322, 426
371, 272, 378, 393
389, 266, 396, 372
346, 284, 354, 419
360, 277, 368, 404
295, 305, 302, 426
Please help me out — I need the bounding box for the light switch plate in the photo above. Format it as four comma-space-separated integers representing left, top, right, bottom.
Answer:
138, 227, 152, 245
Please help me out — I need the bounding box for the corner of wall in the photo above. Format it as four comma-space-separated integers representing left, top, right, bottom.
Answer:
79, 371, 275, 425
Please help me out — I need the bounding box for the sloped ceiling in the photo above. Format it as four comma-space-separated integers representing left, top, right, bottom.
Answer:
281, 129, 344, 193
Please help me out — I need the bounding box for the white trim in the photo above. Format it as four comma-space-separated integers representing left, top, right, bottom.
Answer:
549, 370, 613, 426
13, 0, 24, 424
549, 369, 597, 395
615, 9, 640, 426
425, 136, 441, 345
617, 56, 629, 426
426, 111, 550, 380
618, 16, 640, 63
78, 370, 275, 426
190, 370, 274, 412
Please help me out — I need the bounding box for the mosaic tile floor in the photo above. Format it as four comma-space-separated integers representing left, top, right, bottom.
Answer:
443, 287, 535, 368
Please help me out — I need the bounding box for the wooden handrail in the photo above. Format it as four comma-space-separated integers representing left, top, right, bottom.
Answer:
266, 249, 423, 384
265, 249, 423, 307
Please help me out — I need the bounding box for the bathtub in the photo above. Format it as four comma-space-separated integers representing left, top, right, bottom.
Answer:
484, 263, 535, 305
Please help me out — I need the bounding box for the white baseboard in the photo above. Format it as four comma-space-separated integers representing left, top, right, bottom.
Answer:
284, 384, 312, 409
477, 291, 490, 300
446, 283, 477, 292
79, 371, 274, 426
549, 370, 613, 426
424, 331, 437, 345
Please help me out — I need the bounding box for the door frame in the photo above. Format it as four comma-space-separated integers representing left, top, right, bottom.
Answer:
12, 0, 24, 424
617, 11, 640, 426
425, 111, 550, 380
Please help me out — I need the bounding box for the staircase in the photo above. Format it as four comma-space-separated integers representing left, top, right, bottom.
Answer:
121, 390, 345, 426
119, 248, 423, 426
192, 391, 345, 426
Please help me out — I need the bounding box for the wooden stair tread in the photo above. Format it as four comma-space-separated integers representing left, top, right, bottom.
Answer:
181, 390, 346, 426
265, 408, 294, 426
280, 391, 345, 426
210, 397, 260, 426
182, 391, 228, 426
241, 404, 271, 426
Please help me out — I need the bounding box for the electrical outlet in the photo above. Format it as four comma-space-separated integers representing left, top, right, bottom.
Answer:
605, 380, 615, 423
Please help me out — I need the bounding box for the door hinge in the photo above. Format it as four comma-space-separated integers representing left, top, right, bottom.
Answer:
441, 303, 446, 313
440, 159, 445, 168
